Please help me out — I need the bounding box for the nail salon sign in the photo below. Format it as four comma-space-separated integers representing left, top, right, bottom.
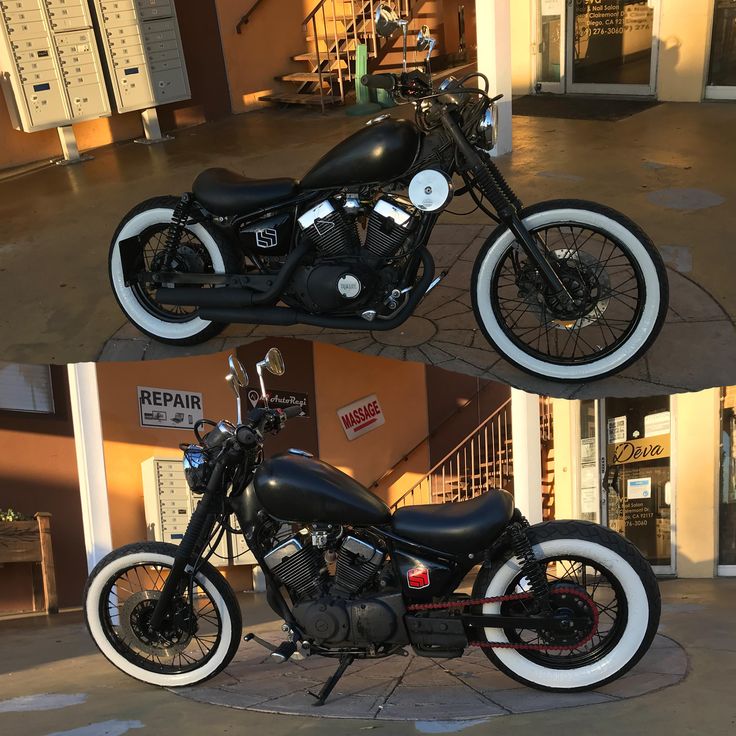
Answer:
338, 395, 385, 441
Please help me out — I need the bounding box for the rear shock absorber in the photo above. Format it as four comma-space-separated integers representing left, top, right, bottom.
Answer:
163, 192, 192, 268
509, 521, 551, 613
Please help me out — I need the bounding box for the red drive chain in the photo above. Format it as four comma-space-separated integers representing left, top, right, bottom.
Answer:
406, 586, 600, 652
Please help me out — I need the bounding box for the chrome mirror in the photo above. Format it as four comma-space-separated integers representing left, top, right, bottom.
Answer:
255, 348, 286, 407
375, 4, 400, 37
226, 355, 248, 423
417, 24, 436, 79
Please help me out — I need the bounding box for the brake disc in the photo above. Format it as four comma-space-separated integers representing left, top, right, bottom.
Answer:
120, 590, 194, 658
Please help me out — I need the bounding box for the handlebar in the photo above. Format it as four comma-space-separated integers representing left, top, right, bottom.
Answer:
361, 73, 395, 91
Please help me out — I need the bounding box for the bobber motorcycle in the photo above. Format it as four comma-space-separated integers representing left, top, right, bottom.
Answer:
84, 349, 660, 703
108, 8, 667, 382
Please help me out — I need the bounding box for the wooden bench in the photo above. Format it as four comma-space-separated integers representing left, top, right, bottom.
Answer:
0, 513, 58, 614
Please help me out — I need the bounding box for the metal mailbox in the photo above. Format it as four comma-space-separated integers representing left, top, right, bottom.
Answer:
0, 0, 111, 132
92, 0, 190, 114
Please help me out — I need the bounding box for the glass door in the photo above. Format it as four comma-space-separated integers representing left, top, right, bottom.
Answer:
535, 0, 567, 92
566, 0, 660, 95
707, 1, 736, 100
602, 396, 675, 575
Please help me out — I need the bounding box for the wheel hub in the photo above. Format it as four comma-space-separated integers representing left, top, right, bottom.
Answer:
151, 245, 205, 289
518, 249, 610, 329
538, 583, 597, 647
121, 590, 196, 656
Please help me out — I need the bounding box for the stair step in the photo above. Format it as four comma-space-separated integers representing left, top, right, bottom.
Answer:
259, 93, 341, 106
292, 52, 351, 66
278, 72, 338, 83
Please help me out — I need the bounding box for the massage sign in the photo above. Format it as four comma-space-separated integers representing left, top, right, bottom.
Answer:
338, 395, 385, 441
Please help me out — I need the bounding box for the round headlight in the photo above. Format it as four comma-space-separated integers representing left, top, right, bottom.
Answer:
183, 445, 210, 493
478, 104, 499, 151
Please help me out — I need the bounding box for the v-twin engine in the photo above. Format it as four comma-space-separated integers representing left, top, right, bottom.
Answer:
263, 532, 408, 648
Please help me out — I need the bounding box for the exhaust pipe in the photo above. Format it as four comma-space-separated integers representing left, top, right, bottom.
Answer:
199, 249, 436, 332
155, 240, 311, 309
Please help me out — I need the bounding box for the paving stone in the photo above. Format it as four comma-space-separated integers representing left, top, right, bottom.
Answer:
424, 300, 469, 320
667, 270, 729, 322
97, 338, 147, 362
376, 686, 505, 720
631, 645, 688, 676
459, 235, 489, 262
372, 316, 437, 347
378, 345, 406, 361
428, 223, 484, 245
143, 338, 226, 361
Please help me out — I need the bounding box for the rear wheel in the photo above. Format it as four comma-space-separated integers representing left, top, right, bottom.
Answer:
84, 542, 242, 687
473, 520, 660, 691
108, 196, 240, 345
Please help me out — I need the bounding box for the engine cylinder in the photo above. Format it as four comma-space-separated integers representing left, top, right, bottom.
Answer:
263, 537, 324, 601
365, 198, 416, 258
298, 200, 360, 256
334, 535, 384, 594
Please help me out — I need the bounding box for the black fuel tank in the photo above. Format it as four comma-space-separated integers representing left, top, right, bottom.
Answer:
253, 453, 391, 526
300, 117, 420, 190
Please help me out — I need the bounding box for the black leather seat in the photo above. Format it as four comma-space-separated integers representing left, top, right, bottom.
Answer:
391, 490, 515, 555
192, 167, 299, 216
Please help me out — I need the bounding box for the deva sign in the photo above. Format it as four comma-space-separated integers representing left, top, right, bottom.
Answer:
338, 394, 385, 441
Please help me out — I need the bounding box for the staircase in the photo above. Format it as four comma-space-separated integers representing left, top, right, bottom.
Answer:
259, 0, 416, 112
389, 397, 557, 513
391, 399, 514, 511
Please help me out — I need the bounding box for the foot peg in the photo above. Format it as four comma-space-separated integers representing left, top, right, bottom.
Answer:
270, 640, 298, 663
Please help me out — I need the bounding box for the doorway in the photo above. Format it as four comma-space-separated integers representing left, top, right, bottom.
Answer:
534, 0, 660, 96
577, 396, 675, 575
706, 0, 736, 100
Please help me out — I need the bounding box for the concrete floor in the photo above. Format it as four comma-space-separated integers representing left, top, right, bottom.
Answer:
0, 578, 734, 735
1, 102, 735, 395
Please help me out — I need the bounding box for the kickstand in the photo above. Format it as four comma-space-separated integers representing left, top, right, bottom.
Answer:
308, 654, 355, 707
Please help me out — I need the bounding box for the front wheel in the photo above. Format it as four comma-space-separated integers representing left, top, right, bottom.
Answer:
472, 200, 668, 381
84, 542, 242, 687
473, 520, 661, 691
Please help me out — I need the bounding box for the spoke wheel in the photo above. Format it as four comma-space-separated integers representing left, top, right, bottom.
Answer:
99, 561, 222, 675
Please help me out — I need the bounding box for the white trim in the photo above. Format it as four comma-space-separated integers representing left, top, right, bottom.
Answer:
510, 389, 543, 524
666, 393, 678, 576
718, 565, 736, 577
705, 86, 736, 100
68, 363, 112, 572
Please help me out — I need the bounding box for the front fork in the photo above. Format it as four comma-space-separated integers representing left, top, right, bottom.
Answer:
439, 109, 572, 301
148, 461, 225, 632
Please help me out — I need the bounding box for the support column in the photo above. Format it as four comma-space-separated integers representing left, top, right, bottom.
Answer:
511, 388, 543, 524
56, 125, 92, 165
68, 363, 112, 572
475, 0, 513, 156
134, 107, 173, 145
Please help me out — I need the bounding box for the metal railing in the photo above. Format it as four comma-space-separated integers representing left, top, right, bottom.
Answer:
236, 0, 268, 33
303, 0, 378, 111
391, 399, 513, 510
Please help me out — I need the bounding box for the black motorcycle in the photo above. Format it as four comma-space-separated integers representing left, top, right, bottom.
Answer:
108, 16, 667, 383
84, 349, 660, 702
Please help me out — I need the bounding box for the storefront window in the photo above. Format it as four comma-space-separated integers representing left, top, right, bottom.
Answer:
719, 387, 736, 567
572, 0, 654, 86
604, 396, 672, 568
579, 399, 600, 523
709, 0, 736, 87
0, 362, 54, 414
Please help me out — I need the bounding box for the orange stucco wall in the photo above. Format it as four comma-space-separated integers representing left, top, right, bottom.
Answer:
312, 342, 429, 505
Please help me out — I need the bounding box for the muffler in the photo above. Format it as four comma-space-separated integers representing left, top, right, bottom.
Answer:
198, 249, 436, 332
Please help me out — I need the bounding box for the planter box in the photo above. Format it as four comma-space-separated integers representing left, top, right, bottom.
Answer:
0, 514, 58, 613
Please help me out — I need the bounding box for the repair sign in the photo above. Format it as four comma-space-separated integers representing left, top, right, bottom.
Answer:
338, 394, 385, 441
